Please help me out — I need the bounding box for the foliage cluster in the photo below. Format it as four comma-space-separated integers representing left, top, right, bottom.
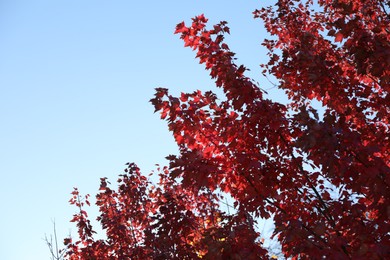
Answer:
63, 1, 389, 259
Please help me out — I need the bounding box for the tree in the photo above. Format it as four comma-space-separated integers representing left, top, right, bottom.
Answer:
63, 1, 390, 259
45, 221, 66, 260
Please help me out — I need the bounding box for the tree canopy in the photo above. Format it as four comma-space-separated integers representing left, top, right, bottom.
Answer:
63, 1, 390, 259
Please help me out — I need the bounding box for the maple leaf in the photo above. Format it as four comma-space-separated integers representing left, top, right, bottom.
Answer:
335, 32, 343, 42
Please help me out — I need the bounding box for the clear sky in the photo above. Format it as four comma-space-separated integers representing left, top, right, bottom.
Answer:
0, 1, 284, 259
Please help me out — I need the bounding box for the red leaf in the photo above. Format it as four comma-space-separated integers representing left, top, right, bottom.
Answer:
335, 32, 343, 42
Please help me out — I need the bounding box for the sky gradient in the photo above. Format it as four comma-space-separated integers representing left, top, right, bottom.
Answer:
0, 1, 284, 259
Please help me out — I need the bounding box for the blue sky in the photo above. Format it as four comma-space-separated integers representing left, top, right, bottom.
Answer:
0, 1, 284, 259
